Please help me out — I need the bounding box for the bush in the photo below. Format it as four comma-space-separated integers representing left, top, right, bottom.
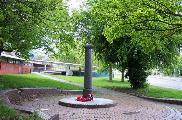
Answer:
128, 66, 148, 89
127, 48, 149, 89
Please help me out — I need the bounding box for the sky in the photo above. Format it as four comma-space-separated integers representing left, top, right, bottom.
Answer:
67, 0, 84, 10
66, 0, 85, 14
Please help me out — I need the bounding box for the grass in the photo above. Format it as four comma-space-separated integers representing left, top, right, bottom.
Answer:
0, 101, 42, 120
0, 74, 82, 90
50, 75, 182, 99
50, 75, 130, 88
0, 101, 17, 120
144, 86, 182, 99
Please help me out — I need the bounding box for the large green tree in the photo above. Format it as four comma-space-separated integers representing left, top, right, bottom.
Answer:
0, 0, 69, 58
89, 0, 182, 88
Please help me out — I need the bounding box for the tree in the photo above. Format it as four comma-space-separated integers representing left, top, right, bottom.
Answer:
71, 7, 130, 82
112, 36, 131, 82
162, 56, 182, 76
70, 0, 182, 88
54, 39, 85, 64
88, 0, 182, 88
90, 0, 182, 41
0, 0, 69, 58
93, 34, 118, 81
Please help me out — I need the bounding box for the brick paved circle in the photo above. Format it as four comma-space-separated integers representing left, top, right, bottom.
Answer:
21, 88, 182, 120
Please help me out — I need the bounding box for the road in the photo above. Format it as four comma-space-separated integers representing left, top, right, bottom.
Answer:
147, 75, 182, 90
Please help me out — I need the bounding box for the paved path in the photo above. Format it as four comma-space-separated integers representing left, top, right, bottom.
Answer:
30, 73, 182, 120
147, 75, 182, 90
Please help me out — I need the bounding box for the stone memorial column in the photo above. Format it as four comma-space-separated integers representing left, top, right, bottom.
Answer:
83, 43, 93, 97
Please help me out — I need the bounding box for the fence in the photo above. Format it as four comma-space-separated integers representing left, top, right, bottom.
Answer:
0, 62, 31, 74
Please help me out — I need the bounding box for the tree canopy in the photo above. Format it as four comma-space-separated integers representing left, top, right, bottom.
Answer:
0, 0, 69, 58
70, 0, 182, 88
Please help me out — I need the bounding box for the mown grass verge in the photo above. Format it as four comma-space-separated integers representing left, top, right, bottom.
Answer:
0, 74, 82, 90
51, 75, 182, 99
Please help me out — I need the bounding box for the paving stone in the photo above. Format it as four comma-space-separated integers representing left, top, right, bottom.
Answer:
20, 88, 182, 120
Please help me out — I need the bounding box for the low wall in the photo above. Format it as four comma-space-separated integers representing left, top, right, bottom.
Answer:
0, 62, 31, 74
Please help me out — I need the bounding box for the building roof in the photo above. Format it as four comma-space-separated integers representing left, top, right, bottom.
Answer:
1, 52, 25, 61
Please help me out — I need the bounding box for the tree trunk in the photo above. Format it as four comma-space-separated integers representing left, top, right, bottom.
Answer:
109, 63, 112, 81
121, 68, 125, 82
0, 42, 3, 57
0, 49, 2, 57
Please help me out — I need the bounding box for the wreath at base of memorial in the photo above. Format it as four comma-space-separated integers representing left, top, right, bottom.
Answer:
76, 94, 93, 102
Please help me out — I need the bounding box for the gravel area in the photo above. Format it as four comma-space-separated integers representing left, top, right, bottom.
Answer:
20, 88, 182, 120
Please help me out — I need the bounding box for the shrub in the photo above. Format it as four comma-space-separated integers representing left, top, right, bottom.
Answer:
127, 48, 149, 89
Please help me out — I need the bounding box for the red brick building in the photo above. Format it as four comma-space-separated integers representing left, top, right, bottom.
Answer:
0, 53, 32, 74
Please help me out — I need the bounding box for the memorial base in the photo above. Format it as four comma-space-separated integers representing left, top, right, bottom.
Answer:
59, 97, 116, 108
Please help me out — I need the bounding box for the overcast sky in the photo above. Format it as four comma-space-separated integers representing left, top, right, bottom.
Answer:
66, 0, 85, 14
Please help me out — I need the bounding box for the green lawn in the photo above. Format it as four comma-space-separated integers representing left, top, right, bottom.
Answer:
51, 75, 182, 99
0, 74, 82, 90
53, 75, 130, 88
144, 86, 182, 99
